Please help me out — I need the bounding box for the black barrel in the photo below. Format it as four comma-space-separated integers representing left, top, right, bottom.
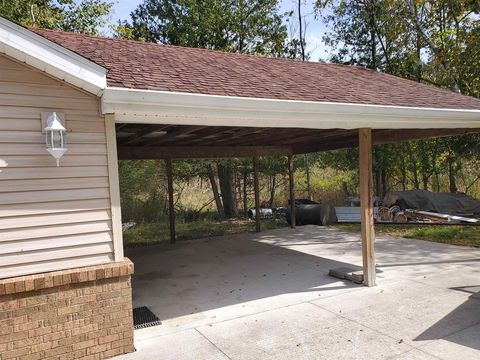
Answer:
286, 204, 337, 226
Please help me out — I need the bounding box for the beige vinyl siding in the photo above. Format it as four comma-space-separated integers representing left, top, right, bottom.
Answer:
0, 55, 114, 279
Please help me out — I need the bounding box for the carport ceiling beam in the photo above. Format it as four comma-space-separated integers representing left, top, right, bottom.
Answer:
373, 128, 480, 144
117, 145, 293, 160
293, 128, 480, 154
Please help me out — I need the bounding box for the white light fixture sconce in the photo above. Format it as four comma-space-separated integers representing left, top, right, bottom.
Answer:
43, 112, 67, 166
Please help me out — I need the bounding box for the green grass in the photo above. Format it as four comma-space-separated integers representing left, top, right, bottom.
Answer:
334, 223, 480, 248
123, 217, 288, 247
124, 216, 479, 249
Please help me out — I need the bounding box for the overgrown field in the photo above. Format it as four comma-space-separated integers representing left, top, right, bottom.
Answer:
335, 223, 480, 248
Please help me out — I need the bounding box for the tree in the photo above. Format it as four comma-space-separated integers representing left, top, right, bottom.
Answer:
61, 0, 113, 35
315, 0, 480, 96
0, 0, 113, 35
122, 0, 289, 56
315, 0, 386, 70
394, 0, 480, 94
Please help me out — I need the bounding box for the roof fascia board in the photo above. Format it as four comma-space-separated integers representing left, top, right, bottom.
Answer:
0, 17, 106, 95
102, 87, 480, 129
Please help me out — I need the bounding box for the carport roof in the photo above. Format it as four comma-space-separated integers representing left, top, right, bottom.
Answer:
31, 28, 480, 110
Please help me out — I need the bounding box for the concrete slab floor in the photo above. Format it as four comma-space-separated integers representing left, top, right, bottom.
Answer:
117, 225, 480, 360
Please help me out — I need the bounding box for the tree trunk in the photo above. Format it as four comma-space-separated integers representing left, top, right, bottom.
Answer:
422, 173, 429, 190
374, 149, 385, 198
414, 0, 422, 82
409, 149, 420, 189
298, 0, 305, 61
217, 162, 238, 218
207, 163, 224, 217
304, 154, 312, 200
243, 163, 248, 217
375, 170, 385, 198
235, 170, 241, 210
434, 168, 440, 192
269, 175, 276, 208
368, 1, 377, 69
342, 181, 349, 197
400, 149, 407, 191
381, 166, 386, 197
448, 157, 458, 193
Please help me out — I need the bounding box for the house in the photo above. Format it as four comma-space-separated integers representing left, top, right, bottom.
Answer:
0, 16, 479, 360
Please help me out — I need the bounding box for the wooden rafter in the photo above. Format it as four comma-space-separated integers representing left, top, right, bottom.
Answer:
119, 124, 172, 145
143, 125, 206, 146
232, 128, 308, 146
174, 126, 233, 145
208, 128, 270, 145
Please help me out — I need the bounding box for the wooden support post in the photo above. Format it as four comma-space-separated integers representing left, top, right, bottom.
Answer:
359, 128, 376, 286
166, 158, 176, 244
105, 114, 124, 262
288, 155, 296, 228
253, 156, 261, 233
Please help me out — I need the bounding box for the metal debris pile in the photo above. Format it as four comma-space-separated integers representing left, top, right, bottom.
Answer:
378, 190, 480, 224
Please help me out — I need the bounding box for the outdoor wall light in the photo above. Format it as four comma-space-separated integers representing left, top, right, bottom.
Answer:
44, 112, 67, 167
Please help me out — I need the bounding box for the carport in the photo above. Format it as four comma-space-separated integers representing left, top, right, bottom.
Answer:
104, 89, 480, 288
29, 30, 480, 286
37, 27, 479, 287
112, 119, 479, 287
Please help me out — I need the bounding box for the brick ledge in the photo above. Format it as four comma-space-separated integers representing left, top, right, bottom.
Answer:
0, 258, 134, 296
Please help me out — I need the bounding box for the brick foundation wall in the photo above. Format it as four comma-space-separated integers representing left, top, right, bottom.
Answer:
0, 259, 135, 360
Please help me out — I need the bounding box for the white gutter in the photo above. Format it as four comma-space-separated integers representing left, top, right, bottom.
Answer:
102, 87, 480, 129
0, 17, 107, 95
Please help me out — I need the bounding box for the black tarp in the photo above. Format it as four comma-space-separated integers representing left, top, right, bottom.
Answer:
383, 190, 480, 216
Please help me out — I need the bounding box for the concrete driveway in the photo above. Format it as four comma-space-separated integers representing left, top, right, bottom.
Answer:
118, 226, 480, 360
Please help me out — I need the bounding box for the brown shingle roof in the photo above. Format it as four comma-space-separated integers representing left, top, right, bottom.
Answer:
31, 28, 480, 110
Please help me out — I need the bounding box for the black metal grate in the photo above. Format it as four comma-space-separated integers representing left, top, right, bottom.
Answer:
133, 306, 162, 330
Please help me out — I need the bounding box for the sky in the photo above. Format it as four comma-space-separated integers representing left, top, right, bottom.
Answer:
108, 0, 330, 61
